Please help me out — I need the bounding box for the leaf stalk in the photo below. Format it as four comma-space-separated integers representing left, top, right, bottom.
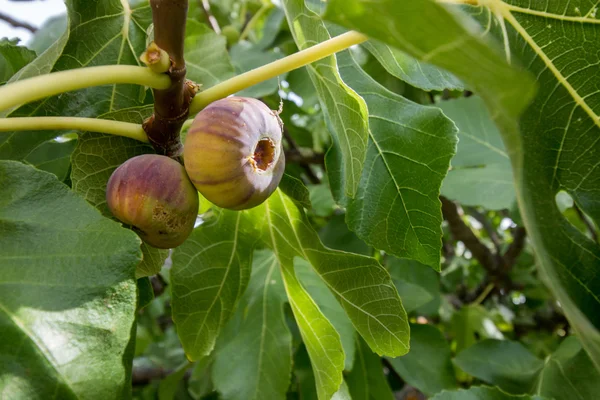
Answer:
189, 31, 368, 114
0, 117, 148, 142
0, 65, 171, 113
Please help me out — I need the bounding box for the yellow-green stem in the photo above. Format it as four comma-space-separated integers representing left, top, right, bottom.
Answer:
472, 283, 495, 306
189, 31, 368, 114
239, 2, 273, 41
0, 65, 171, 113
0, 117, 148, 142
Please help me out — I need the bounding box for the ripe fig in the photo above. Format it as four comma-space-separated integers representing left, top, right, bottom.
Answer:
106, 154, 199, 249
184, 97, 285, 210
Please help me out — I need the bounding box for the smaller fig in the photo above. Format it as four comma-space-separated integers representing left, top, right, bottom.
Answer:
107, 154, 199, 249
221, 25, 240, 47
184, 97, 285, 210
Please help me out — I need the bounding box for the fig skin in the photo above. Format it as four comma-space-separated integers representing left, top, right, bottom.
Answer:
184, 97, 285, 210
106, 154, 199, 249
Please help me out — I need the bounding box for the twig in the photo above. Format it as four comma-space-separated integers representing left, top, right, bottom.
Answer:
285, 150, 325, 165
465, 206, 502, 253
132, 366, 169, 385
199, 0, 221, 34
442, 197, 528, 304
502, 227, 526, 269
441, 197, 496, 271
574, 204, 599, 244
0, 11, 37, 33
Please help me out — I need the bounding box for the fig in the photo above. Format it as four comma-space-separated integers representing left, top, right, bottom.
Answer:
184, 97, 285, 210
106, 154, 199, 249
221, 25, 240, 47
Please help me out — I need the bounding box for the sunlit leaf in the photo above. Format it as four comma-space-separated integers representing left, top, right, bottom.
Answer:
0, 161, 141, 398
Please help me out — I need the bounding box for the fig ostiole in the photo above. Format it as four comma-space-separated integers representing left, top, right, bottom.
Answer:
106, 154, 199, 249
184, 97, 285, 210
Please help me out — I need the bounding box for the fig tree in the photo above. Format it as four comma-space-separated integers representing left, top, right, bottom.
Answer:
106, 154, 199, 249
184, 97, 285, 210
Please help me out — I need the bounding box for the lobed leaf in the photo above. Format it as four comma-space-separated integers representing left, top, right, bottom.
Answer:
336, 49, 457, 269
439, 96, 515, 210
325, 0, 600, 371
171, 211, 254, 360
0, 161, 141, 399
212, 250, 292, 400
282, 0, 369, 198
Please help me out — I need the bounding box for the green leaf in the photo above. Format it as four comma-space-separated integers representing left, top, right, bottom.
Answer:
188, 356, 214, 400
282, 0, 369, 198
439, 96, 514, 210
137, 242, 168, 279
336, 49, 457, 269
432, 386, 545, 400
0, 160, 141, 399
535, 336, 600, 400
281, 257, 344, 399
1, 0, 152, 161
279, 173, 312, 210
24, 138, 77, 181
388, 258, 441, 316
158, 362, 193, 400
452, 305, 503, 352
325, 0, 600, 371
454, 340, 544, 394
387, 324, 458, 396
347, 337, 394, 400
294, 345, 319, 400
254, 7, 286, 51
212, 250, 292, 400
0, 39, 37, 84
185, 20, 235, 90
263, 189, 409, 358
137, 277, 154, 311
172, 210, 254, 361
70, 108, 168, 279
362, 40, 463, 92
332, 381, 352, 400
296, 259, 356, 371
29, 14, 68, 55
319, 214, 371, 256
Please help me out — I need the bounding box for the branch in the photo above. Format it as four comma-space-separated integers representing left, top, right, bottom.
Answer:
0, 65, 170, 113
144, 0, 193, 157
189, 31, 368, 113
502, 227, 526, 269
199, 0, 221, 34
441, 196, 496, 271
0, 11, 37, 33
239, 3, 273, 41
465, 206, 502, 253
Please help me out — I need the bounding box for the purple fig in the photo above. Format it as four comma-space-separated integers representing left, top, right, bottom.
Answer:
106, 154, 199, 249
184, 97, 285, 210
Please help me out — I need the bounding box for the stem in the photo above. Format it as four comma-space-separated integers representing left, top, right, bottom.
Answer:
0, 117, 148, 142
145, 0, 191, 157
189, 31, 368, 113
0, 11, 37, 33
0, 65, 171, 113
471, 283, 494, 305
239, 3, 273, 41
